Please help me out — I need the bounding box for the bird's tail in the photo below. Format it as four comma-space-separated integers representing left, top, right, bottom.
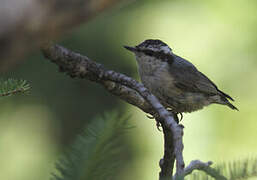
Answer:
226, 101, 239, 111
218, 89, 234, 101
210, 94, 239, 111
220, 96, 239, 111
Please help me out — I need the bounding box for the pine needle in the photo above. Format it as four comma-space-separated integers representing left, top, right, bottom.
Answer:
51, 112, 131, 180
0, 78, 31, 97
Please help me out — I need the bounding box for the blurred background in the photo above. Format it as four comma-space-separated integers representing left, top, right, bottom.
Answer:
0, 0, 257, 179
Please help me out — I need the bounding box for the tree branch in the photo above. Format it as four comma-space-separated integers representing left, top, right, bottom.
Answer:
41, 43, 153, 114
41, 43, 186, 178
174, 160, 228, 180
159, 122, 176, 179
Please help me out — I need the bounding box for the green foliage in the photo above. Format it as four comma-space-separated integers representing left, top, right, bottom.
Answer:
52, 113, 131, 180
0, 78, 30, 97
188, 158, 257, 180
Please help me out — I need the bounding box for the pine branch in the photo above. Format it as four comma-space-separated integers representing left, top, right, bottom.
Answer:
51, 112, 131, 180
0, 79, 31, 97
224, 158, 257, 180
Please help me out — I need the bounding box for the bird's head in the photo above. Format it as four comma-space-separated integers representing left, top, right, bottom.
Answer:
124, 39, 173, 63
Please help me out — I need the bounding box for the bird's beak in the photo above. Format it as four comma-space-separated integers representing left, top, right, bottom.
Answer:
123, 46, 137, 52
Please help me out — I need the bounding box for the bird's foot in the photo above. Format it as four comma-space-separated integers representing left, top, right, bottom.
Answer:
156, 120, 162, 131
146, 113, 162, 131
178, 112, 183, 121
146, 114, 155, 119
146, 111, 183, 130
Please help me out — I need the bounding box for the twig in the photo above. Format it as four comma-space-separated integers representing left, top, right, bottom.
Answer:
41, 43, 186, 177
174, 160, 227, 180
0, 79, 31, 97
0, 88, 27, 97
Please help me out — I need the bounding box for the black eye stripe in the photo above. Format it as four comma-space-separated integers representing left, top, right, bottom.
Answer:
142, 49, 154, 56
139, 49, 174, 64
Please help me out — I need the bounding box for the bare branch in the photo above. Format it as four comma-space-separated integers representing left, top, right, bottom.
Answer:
41, 43, 186, 177
174, 160, 228, 180
159, 122, 175, 179
41, 43, 153, 114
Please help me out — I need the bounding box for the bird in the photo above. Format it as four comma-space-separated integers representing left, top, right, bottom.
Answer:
124, 39, 238, 122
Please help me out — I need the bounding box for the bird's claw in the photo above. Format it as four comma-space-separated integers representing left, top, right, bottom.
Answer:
146, 114, 155, 119
146, 111, 183, 130
146, 114, 162, 131
178, 112, 183, 121
156, 121, 162, 131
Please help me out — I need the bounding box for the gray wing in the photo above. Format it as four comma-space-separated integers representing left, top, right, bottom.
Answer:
169, 55, 237, 110
170, 55, 221, 96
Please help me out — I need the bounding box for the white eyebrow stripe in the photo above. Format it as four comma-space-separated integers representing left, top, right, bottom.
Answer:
160, 46, 172, 54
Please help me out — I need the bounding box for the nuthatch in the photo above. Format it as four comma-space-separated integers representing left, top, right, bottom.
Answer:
124, 39, 238, 121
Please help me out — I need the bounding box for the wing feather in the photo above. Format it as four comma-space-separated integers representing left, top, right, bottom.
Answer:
168, 54, 237, 110
170, 55, 220, 96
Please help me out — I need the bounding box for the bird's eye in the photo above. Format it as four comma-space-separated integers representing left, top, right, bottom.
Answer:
144, 50, 154, 56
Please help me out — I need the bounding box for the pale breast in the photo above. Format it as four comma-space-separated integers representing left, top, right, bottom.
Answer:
139, 62, 180, 106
